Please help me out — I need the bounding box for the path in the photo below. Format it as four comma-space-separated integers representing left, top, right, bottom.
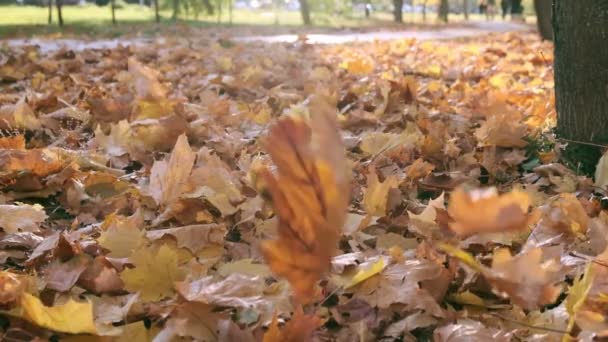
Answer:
2, 20, 531, 53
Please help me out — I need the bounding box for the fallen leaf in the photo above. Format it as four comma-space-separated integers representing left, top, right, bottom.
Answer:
21, 293, 97, 334
448, 187, 533, 236
0, 204, 47, 233
120, 244, 185, 302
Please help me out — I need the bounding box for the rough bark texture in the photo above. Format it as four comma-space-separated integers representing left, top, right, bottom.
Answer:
299, 0, 311, 25
56, 0, 63, 26
534, 0, 552, 40
554, 0, 608, 144
393, 0, 403, 22
438, 0, 449, 22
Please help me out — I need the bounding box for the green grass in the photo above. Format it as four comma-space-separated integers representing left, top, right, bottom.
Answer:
0, 3, 537, 38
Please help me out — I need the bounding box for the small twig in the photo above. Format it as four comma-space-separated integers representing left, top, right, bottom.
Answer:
561, 138, 608, 149
489, 312, 569, 334
317, 285, 344, 308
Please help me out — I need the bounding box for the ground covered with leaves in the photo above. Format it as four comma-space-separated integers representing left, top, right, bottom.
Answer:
1, 31, 607, 341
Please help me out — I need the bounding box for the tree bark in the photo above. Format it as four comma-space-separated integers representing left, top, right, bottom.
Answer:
299, 0, 311, 25
111, 0, 116, 24
48, 0, 53, 24
438, 0, 448, 22
154, 0, 160, 22
554, 0, 608, 144
534, 0, 552, 40
393, 0, 403, 22
56, 0, 63, 27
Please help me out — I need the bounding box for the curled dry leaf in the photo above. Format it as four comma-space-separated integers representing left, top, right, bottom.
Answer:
448, 187, 534, 236
257, 96, 350, 303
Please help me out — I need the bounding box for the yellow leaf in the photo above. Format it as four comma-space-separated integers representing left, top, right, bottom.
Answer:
97, 212, 145, 258
363, 172, 400, 217
120, 244, 185, 302
437, 243, 484, 272
450, 290, 485, 307
21, 293, 97, 334
595, 151, 608, 189
565, 264, 594, 337
347, 258, 386, 289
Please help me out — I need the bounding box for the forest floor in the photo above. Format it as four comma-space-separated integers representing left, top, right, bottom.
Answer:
1, 22, 607, 342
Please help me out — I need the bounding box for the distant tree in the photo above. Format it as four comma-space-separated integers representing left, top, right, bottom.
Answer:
533, 0, 552, 40
154, 0, 160, 22
299, 0, 311, 25
56, 0, 64, 26
393, 0, 403, 22
172, 0, 179, 19
111, 0, 116, 24
463, 0, 469, 20
202, 0, 214, 14
48, 0, 52, 24
438, 0, 448, 22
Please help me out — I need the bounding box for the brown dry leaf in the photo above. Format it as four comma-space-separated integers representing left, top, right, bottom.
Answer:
363, 171, 400, 217
489, 247, 563, 310
257, 96, 350, 303
149, 133, 196, 210
146, 224, 226, 254
128, 57, 168, 101
0, 204, 47, 233
0, 271, 25, 309
434, 320, 512, 342
263, 307, 323, 342
447, 187, 534, 236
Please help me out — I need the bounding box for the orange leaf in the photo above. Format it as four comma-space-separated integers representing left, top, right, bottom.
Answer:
447, 187, 534, 236
263, 307, 322, 342
259, 96, 350, 303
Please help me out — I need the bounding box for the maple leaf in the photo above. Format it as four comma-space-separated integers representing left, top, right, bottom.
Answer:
120, 244, 185, 302
363, 171, 400, 217
149, 133, 196, 211
20, 293, 97, 334
257, 96, 350, 303
447, 187, 535, 236
97, 212, 145, 258
263, 307, 323, 342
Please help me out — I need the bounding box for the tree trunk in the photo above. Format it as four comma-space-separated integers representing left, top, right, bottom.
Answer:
111, 0, 116, 24
228, 0, 233, 24
463, 0, 469, 20
203, 0, 214, 14
393, 0, 403, 22
48, 0, 53, 24
438, 0, 448, 22
422, 0, 427, 21
172, 0, 179, 20
154, 0, 160, 22
299, 0, 311, 25
56, 0, 63, 26
534, 0, 552, 40
554, 0, 608, 145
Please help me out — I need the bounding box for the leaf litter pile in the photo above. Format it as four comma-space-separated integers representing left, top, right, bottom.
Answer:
1, 31, 608, 341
